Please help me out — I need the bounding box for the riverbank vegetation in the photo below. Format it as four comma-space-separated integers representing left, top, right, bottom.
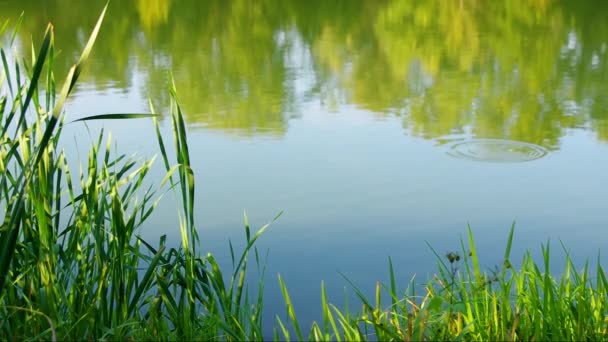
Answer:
1, 8, 607, 341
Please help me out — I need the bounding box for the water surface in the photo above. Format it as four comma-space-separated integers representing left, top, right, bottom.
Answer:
1, 0, 607, 328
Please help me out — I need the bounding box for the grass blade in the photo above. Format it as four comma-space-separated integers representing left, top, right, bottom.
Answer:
278, 274, 304, 341
69, 113, 158, 123
8, 12, 23, 47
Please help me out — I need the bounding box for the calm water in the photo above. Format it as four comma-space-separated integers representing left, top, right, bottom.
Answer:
2, 0, 608, 327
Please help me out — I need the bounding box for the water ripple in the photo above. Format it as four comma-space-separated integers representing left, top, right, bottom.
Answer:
446, 139, 549, 163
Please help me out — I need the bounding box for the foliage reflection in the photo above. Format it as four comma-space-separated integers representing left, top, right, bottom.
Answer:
1, 0, 606, 144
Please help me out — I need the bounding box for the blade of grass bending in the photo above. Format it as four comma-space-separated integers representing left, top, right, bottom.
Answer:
252, 248, 268, 336
244, 211, 251, 242
388, 257, 397, 312
278, 274, 304, 341
205, 254, 229, 313
1, 49, 13, 95
0, 97, 6, 120
136, 234, 164, 256
15, 23, 52, 132
499, 220, 516, 332
150, 100, 171, 172
467, 224, 482, 285
14, 61, 21, 108
45, 34, 55, 112
330, 304, 355, 341
309, 323, 322, 341
69, 113, 158, 123
425, 240, 451, 280
598, 264, 608, 293
66, 3, 107, 95
127, 244, 166, 316
321, 281, 341, 341
229, 212, 283, 299
0, 91, 21, 136
159, 164, 181, 189
156, 275, 179, 323
0, 18, 9, 35
501, 223, 515, 278
338, 272, 374, 314
35, 2, 106, 166
9, 12, 23, 47
542, 241, 551, 315
170, 94, 197, 248
276, 316, 291, 342
0, 209, 22, 292
214, 319, 242, 341
233, 268, 246, 319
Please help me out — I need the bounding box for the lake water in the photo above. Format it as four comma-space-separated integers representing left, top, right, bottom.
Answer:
2, 0, 608, 328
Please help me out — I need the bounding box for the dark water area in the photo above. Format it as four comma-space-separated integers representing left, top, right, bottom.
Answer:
1, 0, 607, 330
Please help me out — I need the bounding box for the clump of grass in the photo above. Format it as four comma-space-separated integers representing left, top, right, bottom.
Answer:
0, 6, 271, 341
277, 224, 608, 341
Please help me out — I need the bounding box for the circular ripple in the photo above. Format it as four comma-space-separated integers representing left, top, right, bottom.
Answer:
447, 139, 548, 163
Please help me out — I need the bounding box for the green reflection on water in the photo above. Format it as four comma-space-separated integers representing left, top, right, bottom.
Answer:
1, 0, 607, 144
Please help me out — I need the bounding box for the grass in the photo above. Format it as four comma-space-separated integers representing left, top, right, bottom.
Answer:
1, 7, 607, 341
277, 225, 608, 341
0, 7, 268, 340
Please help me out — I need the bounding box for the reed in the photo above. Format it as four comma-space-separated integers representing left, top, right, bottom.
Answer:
0, 7, 270, 340
277, 225, 608, 341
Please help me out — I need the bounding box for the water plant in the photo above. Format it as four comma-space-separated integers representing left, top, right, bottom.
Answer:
276, 225, 608, 341
0, 7, 271, 340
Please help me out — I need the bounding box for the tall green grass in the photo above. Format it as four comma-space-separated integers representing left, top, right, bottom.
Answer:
0, 7, 271, 341
1, 8, 607, 342
276, 225, 608, 341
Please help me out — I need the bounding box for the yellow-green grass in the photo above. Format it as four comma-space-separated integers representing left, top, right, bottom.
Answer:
277, 225, 608, 341
0, 7, 267, 340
